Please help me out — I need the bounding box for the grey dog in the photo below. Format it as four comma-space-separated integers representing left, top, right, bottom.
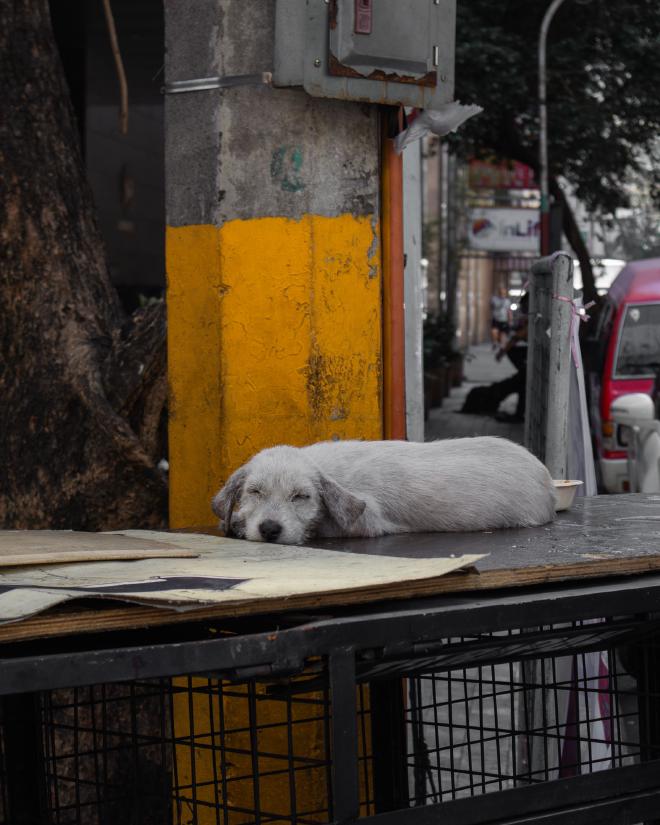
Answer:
211, 437, 557, 546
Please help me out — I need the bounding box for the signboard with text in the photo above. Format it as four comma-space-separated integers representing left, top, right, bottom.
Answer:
468, 159, 536, 190
467, 208, 540, 253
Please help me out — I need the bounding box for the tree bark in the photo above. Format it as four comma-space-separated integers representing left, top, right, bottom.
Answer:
550, 177, 599, 307
0, 0, 167, 530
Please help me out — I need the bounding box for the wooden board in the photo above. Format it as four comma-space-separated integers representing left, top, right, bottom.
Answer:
0, 531, 199, 567
0, 531, 483, 631
1, 494, 660, 644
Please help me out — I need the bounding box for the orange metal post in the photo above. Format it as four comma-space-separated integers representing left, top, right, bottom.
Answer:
381, 113, 407, 441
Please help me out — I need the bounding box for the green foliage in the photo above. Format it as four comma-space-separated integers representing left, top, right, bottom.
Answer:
606, 162, 660, 260
453, 0, 660, 215
612, 210, 660, 261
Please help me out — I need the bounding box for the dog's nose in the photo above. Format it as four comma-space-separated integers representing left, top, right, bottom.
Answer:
259, 519, 282, 542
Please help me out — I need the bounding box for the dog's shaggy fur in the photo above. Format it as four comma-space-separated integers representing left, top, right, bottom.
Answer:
211, 437, 557, 545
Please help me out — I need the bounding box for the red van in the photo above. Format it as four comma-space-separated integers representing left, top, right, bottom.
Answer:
587, 258, 660, 492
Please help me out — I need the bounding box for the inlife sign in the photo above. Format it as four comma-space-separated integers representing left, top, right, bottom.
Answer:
467, 208, 540, 253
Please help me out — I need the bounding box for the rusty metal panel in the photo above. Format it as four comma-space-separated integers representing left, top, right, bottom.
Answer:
328, 0, 437, 86
274, 0, 455, 107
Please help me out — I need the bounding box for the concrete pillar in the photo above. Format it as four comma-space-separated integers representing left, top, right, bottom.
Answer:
164, 2, 385, 820
165, 0, 383, 530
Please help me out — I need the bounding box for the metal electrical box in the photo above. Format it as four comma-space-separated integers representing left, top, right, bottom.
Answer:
274, 0, 456, 108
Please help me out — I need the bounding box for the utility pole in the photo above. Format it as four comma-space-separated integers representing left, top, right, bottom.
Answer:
539, 0, 567, 255
163, 2, 388, 816
164, 1, 384, 529
163, 1, 458, 816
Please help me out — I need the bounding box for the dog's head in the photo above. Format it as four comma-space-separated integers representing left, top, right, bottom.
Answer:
211, 446, 366, 545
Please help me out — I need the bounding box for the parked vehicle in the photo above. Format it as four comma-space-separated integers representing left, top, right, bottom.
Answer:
610, 392, 660, 493
585, 258, 660, 492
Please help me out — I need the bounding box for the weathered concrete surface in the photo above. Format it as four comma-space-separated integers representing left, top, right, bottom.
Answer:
165, 0, 379, 226
164, 6, 384, 817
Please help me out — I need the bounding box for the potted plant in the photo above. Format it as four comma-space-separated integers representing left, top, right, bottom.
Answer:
423, 311, 462, 409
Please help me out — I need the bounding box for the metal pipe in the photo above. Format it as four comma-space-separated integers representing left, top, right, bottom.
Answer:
382, 113, 407, 440
539, 0, 568, 255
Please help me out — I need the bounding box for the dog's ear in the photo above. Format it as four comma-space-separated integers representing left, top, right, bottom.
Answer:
318, 474, 366, 531
211, 466, 247, 533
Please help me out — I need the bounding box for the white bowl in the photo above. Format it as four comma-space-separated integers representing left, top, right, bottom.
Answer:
553, 480, 583, 511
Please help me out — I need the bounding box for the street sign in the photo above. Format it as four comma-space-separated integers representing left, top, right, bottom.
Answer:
468, 159, 536, 190
467, 208, 540, 253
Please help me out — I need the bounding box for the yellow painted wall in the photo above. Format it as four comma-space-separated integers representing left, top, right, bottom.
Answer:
167, 214, 383, 529
167, 211, 382, 821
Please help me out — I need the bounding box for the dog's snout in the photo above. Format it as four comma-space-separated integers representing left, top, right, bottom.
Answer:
259, 519, 283, 542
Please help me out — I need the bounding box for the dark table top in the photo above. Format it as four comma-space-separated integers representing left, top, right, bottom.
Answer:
310, 493, 660, 572
1, 494, 659, 645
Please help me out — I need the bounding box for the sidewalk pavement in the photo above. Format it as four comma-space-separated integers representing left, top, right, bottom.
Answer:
425, 343, 525, 443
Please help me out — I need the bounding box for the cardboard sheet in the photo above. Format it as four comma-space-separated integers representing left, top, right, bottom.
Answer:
0, 530, 485, 624
0, 531, 199, 567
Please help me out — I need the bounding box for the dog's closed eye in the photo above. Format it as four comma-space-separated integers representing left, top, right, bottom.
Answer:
291, 491, 310, 502
246, 487, 263, 496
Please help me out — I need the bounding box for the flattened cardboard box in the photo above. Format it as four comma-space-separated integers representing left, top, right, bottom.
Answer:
0, 530, 484, 624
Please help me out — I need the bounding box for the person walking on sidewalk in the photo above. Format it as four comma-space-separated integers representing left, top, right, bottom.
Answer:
494, 293, 529, 422
490, 285, 512, 348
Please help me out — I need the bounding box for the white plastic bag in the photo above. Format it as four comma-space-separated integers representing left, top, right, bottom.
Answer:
394, 102, 483, 154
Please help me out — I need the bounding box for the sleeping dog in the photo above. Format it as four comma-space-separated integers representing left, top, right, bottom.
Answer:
211, 437, 557, 545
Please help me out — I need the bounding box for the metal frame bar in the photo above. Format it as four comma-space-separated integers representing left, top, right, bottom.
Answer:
329, 649, 360, 822
2, 693, 48, 824
3, 575, 660, 695
370, 678, 408, 812
353, 761, 660, 825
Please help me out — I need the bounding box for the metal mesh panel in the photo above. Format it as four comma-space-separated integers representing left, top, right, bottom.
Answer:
35, 673, 334, 825
170, 675, 333, 825
0, 618, 658, 823
404, 626, 642, 806
42, 681, 172, 825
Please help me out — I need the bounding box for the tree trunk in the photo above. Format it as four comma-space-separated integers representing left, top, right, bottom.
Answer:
0, 0, 167, 530
550, 177, 599, 307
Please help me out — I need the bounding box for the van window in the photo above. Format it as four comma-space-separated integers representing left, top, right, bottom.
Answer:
590, 300, 614, 374
614, 303, 660, 377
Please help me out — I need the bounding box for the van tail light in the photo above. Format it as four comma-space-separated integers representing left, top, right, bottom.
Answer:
602, 420, 614, 450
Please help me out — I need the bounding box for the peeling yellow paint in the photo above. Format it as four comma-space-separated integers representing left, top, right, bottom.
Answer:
167, 213, 382, 821
167, 214, 383, 530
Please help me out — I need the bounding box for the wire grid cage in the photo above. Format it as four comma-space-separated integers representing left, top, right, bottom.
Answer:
170, 673, 336, 824
42, 681, 173, 825
0, 616, 658, 824
404, 620, 647, 807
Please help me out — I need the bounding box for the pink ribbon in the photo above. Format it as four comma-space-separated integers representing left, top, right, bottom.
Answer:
553, 295, 595, 367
